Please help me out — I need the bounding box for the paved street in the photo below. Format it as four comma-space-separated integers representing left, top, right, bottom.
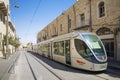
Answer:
8, 51, 120, 80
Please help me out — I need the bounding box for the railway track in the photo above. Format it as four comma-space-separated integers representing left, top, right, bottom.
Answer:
25, 52, 63, 80
25, 52, 37, 80
24, 51, 119, 80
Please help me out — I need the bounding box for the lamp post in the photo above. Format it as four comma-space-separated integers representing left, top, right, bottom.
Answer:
5, 5, 9, 59
5, 2, 19, 59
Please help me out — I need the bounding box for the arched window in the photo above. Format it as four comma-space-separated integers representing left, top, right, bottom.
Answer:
99, 2, 105, 17
96, 27, 113, 35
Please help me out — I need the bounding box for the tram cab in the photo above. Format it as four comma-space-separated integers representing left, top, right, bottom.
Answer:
72, 31, 107, 71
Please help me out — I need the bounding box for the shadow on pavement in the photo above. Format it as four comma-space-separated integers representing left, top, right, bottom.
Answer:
28, 51, 120, 79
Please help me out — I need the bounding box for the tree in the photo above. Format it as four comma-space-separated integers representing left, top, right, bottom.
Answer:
3, 35, 20, 50
14, 38, 20, 50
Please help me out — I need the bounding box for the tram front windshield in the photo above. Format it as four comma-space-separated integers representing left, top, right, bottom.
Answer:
82, 34, 106, 58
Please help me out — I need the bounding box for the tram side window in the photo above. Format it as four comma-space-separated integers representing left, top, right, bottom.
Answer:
39, 45, 43, 53
53, 41, 64, 56
43, 44, 45, 53
38, 45, 41, 52
59, 41, 64, 56
54, 42, 59, 54
45, 44, 49, 53
48, 43, 50, 53
74, 39, 92, 57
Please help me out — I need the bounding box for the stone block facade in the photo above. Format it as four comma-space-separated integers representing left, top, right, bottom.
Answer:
37, 0, 120, 61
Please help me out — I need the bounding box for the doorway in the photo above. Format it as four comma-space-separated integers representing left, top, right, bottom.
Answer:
102, 39, 114, 58
65, 40, 71, 65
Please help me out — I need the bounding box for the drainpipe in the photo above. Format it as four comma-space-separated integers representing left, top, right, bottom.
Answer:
73, 5, 76, 28
56, 18, 58, 36
89, 0, 92, 32
67, 15, 70, 33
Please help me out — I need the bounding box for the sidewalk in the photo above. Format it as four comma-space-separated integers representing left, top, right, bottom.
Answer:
108, 58, 120, 70
0, 52, 19, 80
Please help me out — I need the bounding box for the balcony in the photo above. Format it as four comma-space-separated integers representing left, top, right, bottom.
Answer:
0, 0, 8, 16
9, 21, 15, 32
43, 36, 47, 40
52, 32, 58, 37
73, 19, 90, 30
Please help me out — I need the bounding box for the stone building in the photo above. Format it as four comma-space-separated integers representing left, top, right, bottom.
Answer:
37, 0, 120, 61
90, 0, 120, 61
0, 0, 16, 57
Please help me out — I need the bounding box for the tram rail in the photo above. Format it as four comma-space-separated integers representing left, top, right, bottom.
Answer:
25, 52, 37, 80
25, 52, 64, 80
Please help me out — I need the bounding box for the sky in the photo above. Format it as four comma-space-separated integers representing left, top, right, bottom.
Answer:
10, 0, 76, 44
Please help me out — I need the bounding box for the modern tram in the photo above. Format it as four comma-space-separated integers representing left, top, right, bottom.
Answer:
29, 31, 107, 71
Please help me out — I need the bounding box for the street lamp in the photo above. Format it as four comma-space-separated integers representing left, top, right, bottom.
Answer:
14, 3, 19, 8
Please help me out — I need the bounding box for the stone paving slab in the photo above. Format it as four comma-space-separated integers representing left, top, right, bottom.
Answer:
0, 52, 19, 80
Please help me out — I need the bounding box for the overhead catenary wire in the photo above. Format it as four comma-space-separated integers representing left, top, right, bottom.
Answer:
10, 0, 19, 7
25, 0, 42, 43
30, 0, 42, 24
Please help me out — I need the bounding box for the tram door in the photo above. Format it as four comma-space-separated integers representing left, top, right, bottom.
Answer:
50, 43, 53, 59
65, 40, 71, 65
48, 43, 53, 59
48, 43, 50, 58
